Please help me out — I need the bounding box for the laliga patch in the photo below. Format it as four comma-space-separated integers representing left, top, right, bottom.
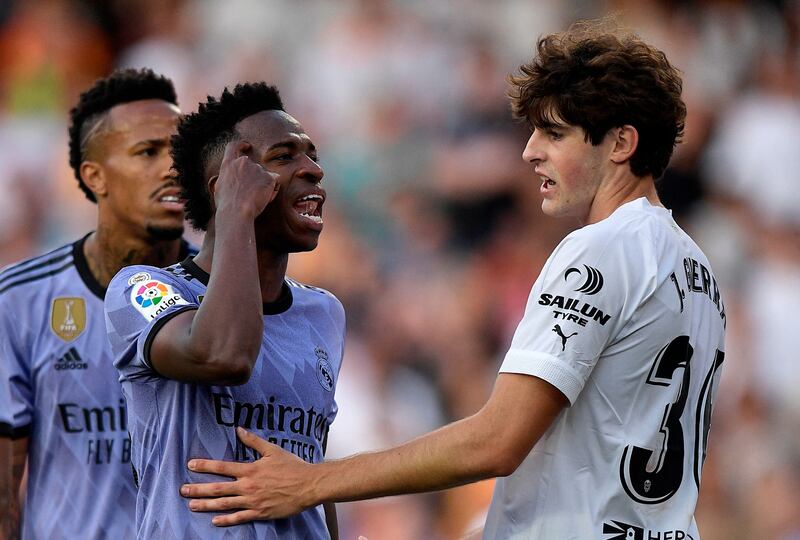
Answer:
51, 297, 86, 342
127, 271, 151, 286
130, 280, 188, 321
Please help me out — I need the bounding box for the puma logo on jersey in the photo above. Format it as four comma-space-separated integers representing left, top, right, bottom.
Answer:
552, 324, 577, 351
565, 264, 604, 295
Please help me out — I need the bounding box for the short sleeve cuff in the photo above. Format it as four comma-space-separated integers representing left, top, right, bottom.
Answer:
141, 305, 198, 373
499, 349, 584, 405
0, 421, 31, 439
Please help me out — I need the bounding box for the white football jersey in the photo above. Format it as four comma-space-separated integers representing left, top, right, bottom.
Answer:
484, 198, 726, 540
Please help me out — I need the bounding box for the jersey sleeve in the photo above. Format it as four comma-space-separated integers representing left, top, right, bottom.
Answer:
500, 224, 657, 404
0, 293, 32, 438
104, 266, 198, 383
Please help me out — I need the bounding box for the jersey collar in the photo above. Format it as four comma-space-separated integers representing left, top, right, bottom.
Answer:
179, 256, 293, 315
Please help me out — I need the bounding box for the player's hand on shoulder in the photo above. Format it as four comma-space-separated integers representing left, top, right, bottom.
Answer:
213, 139, 279, 220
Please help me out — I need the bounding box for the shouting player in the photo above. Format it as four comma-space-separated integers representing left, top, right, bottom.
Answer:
0, 69, 194, 539
181, 21, 727, 539
103, 83, 344, 538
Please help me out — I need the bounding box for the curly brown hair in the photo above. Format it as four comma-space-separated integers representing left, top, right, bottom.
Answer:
508, 20, 686, 179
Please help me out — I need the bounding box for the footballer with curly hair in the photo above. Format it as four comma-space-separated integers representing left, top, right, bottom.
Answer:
0, 68, 195, 539
104, 82, 344, 539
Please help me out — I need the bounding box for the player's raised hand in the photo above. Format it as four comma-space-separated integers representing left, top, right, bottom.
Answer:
213, 139, 279, 221
181, 427, 313, 526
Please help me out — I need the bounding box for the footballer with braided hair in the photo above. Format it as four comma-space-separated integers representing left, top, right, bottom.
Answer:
0, 68, 195, 539
104, 82, 344, 538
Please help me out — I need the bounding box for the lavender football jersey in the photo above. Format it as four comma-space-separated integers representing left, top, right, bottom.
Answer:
0, 235, 195, 540
104, 258, 345, 539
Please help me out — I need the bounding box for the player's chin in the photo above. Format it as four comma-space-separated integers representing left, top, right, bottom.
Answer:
540, 200, 570, 219
290, 233, 321, 253
289, 218, 323, 251
145, 221, 185, 241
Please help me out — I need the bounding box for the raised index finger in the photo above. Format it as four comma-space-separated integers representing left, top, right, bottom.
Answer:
221, 139, 252, 165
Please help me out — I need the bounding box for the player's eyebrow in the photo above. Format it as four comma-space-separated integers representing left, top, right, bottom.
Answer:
133, 138, 170, 146
265, 137, 317, 155
532, 120, 566, 131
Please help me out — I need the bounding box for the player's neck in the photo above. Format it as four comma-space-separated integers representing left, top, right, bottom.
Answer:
193, 229, 288, 305
256, 251, 289, 303
585, 170, 662, 225
84, 226, 182, 290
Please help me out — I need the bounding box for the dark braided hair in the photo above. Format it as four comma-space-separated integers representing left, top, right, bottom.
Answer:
68, 68, 178, 202
170, 83, 284, 230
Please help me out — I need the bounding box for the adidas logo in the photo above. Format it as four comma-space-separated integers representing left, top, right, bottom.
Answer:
54, 347, 88, 371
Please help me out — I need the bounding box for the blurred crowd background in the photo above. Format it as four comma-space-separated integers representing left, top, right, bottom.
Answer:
1, 0, 799, 538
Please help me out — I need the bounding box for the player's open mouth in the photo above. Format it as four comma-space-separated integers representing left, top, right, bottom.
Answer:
155, 188, 185, 212
540, 175, 555, 189
293, 193, 324, 225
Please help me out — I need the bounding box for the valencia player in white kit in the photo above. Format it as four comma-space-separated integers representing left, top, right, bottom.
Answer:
181, 21, 726, 540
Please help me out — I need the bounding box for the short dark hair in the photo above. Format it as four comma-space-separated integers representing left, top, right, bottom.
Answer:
171, 82, 284, 230
508, 20, 686, 179
68, 68, 178, 202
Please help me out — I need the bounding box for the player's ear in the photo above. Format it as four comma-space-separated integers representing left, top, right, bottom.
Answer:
80, 161, 108, 198
609, 125, 639, 165
207, 175, 219, 198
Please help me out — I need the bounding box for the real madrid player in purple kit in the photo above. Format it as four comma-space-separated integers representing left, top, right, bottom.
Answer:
182, 22, 727, 540
104, 83, 344, 539
0, 69, 193, 539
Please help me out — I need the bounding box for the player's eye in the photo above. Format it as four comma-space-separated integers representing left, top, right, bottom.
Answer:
135, 147, 157, 157
547, 130, 563, 141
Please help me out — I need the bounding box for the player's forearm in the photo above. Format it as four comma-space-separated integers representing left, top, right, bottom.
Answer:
0, 437, 27, 540
189, 210, 263, 381
0, 504, 20, 540
305, 375, 566, 506
310, 413, 506, 505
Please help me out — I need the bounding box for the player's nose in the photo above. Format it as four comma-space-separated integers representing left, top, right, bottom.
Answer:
298, 154, 324, 184
522, 132, 544, 163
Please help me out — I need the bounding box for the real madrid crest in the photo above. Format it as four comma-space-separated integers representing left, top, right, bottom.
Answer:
51, 297, 86, 342
315, 347, 334, 392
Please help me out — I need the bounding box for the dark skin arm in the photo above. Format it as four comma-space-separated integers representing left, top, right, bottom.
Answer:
0, 436, 28, 540
148, 140, 278, 385
180, 373, 567, 525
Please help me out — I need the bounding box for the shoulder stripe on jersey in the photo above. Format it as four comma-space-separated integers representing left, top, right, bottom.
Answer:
0, 259, 74, 295
0, 246, 72, 286
286, 277, 326, 295
0, 421, 31, 440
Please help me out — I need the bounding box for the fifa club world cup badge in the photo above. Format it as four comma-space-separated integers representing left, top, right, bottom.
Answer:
51, 297, 87, 342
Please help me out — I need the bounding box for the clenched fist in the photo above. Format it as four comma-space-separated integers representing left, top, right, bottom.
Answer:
212, 140, 279, 221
